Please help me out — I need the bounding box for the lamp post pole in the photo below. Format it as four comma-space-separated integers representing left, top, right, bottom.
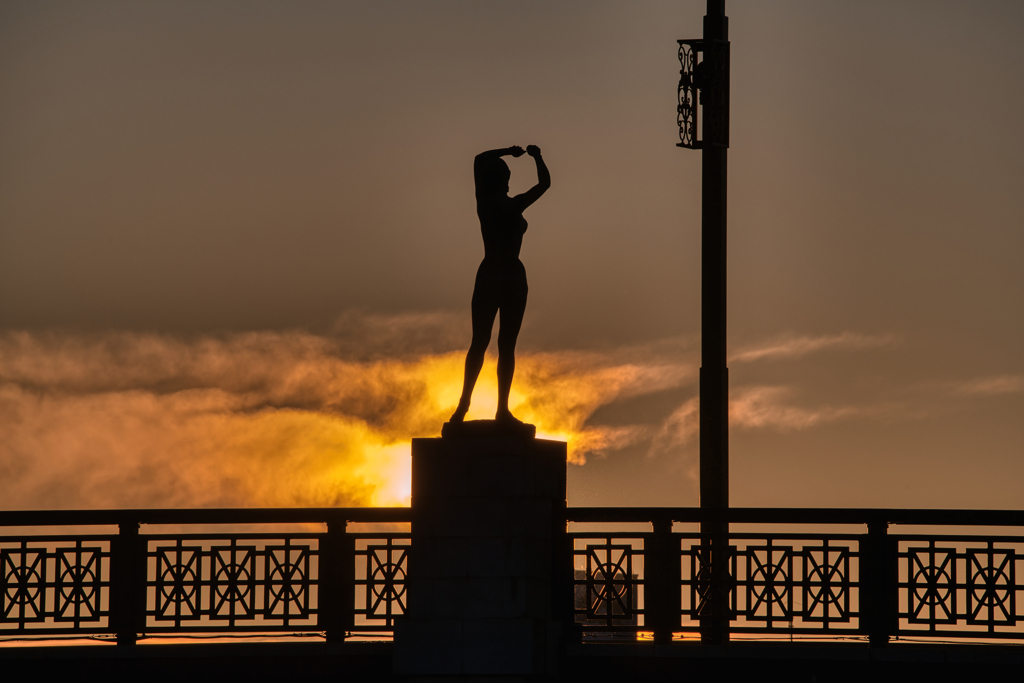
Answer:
678, 0, 730, 645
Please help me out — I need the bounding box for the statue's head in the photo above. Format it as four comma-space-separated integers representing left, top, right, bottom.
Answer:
478, 158, 511, 195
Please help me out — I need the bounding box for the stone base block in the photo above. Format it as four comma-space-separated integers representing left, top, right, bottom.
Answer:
394, 434, 567, 679
393, 619, 463, 675
461, 618, 543, 675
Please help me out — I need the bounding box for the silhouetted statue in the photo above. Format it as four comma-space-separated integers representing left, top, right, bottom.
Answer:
448, 145, 550, 428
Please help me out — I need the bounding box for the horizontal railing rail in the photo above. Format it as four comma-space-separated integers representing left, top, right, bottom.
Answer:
0, 507, 412, 527
567, 507, 1024, 526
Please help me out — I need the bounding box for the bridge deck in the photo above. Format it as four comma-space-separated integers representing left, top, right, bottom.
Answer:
2, 640, 1022, 682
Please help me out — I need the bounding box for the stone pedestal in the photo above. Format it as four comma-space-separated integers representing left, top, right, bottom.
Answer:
393, 426, 567, 681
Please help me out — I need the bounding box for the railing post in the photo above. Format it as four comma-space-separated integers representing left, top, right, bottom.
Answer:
321, 520, 354, 642
111, 521, 142, 646
648, 517, 679, 644
863, 520, 896, 647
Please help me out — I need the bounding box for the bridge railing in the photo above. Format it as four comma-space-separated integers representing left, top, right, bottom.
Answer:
5, 507, 1024, 646
567, 507, 1024, 644
0, 508, 411, 644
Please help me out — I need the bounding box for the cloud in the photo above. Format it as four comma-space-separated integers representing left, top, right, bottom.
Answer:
7, 322, 982, 511
649, 397, 699, 455
729, 386, 864, 430
730, 332, 896, 364
0, 322, 696, 510
0, 380, 412, 511
948, 375, 1024, 397
328, 310, 469, 360
650, 386, 867, 456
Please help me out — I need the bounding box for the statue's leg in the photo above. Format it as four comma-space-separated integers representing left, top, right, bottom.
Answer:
451, 282, 498, 422
495, 280, 528, 421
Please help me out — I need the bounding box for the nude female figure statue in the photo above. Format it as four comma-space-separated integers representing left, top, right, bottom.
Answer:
449, 144, 551, 425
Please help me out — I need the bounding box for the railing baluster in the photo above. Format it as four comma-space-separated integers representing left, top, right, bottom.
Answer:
111, 520, 143, 646
320, 519, 352, 642
863, 520, 897, 646
648, 518, 678, 643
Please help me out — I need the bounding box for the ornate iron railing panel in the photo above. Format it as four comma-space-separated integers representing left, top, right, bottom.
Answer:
0, 508, 412, 642
570, 530, 863, 640
567, 508, 1024, 644
897, 535, 1024, 639
1, 536, 112, 635
352, 534, 410, 631
144, 534, 319, 632
570, 534, 645, 635
679, 533, 862, 636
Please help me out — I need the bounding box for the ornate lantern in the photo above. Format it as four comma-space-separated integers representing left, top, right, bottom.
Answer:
677, 38, 730, 150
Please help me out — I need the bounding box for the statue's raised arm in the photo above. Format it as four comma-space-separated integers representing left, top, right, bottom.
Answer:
510, 145, 550, 213
474, 147, 524, 199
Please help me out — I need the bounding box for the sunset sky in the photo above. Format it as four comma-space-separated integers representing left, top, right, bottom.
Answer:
1, 1, 1021, 512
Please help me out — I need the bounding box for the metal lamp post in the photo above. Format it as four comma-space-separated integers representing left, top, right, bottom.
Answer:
678, 0, 730, 645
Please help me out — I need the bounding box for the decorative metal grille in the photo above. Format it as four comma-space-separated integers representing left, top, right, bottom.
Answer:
681, 534, 860, 636
571, 535, 644, 633
677, 40, 700, 149
0, 537, 111, 634
686, 541, 713, 620
353, 535, 409, 630
570, 531, 862, 639
800, 542, 853, 626
739, 542, 795, 625
146, 535, 318, 631
898, 536, 1024, 638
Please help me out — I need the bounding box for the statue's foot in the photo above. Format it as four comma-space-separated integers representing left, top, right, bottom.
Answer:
495, 409, 525, 426
449, 404, 468, 423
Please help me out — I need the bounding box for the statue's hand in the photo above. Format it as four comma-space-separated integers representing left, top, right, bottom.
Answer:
508, 146, 526, 157
526, 145, 541, 157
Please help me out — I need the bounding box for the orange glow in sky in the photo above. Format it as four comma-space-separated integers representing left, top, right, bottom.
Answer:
0, 330, 688, 509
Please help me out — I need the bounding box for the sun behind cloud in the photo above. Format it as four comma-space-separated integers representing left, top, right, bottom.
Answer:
0, 330, 684, 509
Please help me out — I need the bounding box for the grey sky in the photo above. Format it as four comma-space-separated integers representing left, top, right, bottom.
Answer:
1, 1, 1021, 509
